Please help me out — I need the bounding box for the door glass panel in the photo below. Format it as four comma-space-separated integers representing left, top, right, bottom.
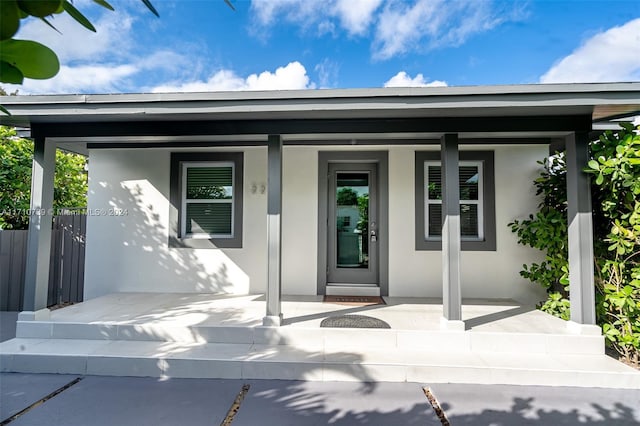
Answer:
336, 172, 369, 269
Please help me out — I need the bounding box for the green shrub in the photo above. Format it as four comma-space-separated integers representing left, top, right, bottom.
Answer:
587, 123, 640, 365
509, 154, 570, 317
511, 123, 639, 366
0, 126, 87, 229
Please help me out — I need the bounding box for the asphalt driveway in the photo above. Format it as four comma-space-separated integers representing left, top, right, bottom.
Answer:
2, 314, 639, 425
1, 373, 639, 425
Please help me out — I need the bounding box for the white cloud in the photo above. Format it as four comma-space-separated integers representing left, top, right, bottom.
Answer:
9, 7, 197, 94
383, 71, 447, 87
334, 0, 384, 35
13, 65, 139, 94
250, 0, 382, 36
16, 9, 133, 63
250, 0, 522, 59
151, 62, 315, 93
373, 0, 512, 60
315, 59, 340, 88
8, 9, 139, 94
540, 18, 640, 83
251, 0, 327, 29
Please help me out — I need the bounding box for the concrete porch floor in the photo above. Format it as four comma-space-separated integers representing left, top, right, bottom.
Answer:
42, 293, 569, 332
1, 293, 639, 388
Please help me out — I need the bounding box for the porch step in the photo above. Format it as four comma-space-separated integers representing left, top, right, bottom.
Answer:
15, 321, 605, 355
325, 285, 380, 296
1, 338, 638, 389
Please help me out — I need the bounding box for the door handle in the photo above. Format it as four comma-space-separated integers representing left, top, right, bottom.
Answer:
370, 222, 377, 242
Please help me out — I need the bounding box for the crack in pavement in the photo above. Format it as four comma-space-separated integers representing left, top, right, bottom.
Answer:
0, 377, 83, 425
220, 383, 250, 426
424, 386, 451, 426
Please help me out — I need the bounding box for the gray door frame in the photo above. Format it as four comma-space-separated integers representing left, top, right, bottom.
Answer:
317, 151, 388, 296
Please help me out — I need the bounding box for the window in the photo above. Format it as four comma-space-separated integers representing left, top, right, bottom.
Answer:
170, 153, 243, 248
415, 151, 495, 251
424, 161, 483, 240
182, 163, 234, 238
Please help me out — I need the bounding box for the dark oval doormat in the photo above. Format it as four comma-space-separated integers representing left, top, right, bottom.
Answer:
320, 314, 391, 329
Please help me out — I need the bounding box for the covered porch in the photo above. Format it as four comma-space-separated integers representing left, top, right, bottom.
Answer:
3, 292, 639, 388
2, 83, 640, 386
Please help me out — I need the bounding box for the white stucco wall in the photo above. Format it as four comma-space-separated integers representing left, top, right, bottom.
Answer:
84, 147, 268, 299
84, 144, 547, 305
386, 145, 547, 303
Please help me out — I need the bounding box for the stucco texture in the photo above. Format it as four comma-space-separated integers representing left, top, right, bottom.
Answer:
84, 144, 546, 305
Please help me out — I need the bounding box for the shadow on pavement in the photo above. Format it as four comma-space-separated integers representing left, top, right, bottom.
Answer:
446, 397, 639, 425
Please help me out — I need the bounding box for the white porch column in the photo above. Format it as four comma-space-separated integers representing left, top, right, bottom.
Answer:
263, 134, 283, 326
565, 132, 599, 334
21, 136, 56, 321
441, 133, 464, 330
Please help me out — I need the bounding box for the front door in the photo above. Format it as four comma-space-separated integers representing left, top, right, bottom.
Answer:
327, 162, 378, 285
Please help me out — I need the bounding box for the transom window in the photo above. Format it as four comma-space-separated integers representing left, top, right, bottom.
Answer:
424, 161, 484, 241
182, 162, 234, 238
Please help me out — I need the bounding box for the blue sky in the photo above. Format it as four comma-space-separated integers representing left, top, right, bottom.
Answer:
8, 0, 640, 94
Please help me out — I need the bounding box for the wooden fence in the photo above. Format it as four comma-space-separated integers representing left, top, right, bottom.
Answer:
0, 214, 86, 311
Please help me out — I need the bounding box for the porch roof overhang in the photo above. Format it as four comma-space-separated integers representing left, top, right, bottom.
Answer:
1, 82, 638, 153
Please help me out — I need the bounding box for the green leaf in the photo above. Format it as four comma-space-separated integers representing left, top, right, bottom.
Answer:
39, 17, 61, 34
140, 0, 159, 17
0, 105, 11, 116
0, 0, 20, 41
620, 122, 634, 132
16, 0, 63, 18
0, 60, 24, 84
595, 173, 604, 185
63, 0, 96, 32
92, 0, 114, 11
0, 39, 59, 79
588, 159, 600, 170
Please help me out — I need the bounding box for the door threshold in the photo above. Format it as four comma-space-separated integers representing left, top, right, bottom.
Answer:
326, 285, 380, 296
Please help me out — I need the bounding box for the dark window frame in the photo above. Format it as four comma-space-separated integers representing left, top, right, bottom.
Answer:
169, 152, 243, 249
415, 151, 496, 251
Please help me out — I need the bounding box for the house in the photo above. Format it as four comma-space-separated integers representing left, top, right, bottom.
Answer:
1, 83, 639, 386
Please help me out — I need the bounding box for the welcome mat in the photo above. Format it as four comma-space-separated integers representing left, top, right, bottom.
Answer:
320, 314, 391, 329
323, 295, 386, 306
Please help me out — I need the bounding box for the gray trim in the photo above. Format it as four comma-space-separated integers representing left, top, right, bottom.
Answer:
441, 134, 462, 321
265, 135, 283, 325
283, 137, 552, 146
1, 83, 637, 131
3, 83, 636, 133
23, 137, 56, 311
3, 82, 639, 105
317, 151, 389, 296
85, 137, 553, 150
566, 132, 596, 325
28, 116, 592, 139
169, 152, 244, 249
592, 109, 640, 122
415, 151, 496, 251
87, 141, 265, 149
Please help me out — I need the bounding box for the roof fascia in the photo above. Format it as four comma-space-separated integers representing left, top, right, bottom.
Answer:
31, 115, 592, 140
